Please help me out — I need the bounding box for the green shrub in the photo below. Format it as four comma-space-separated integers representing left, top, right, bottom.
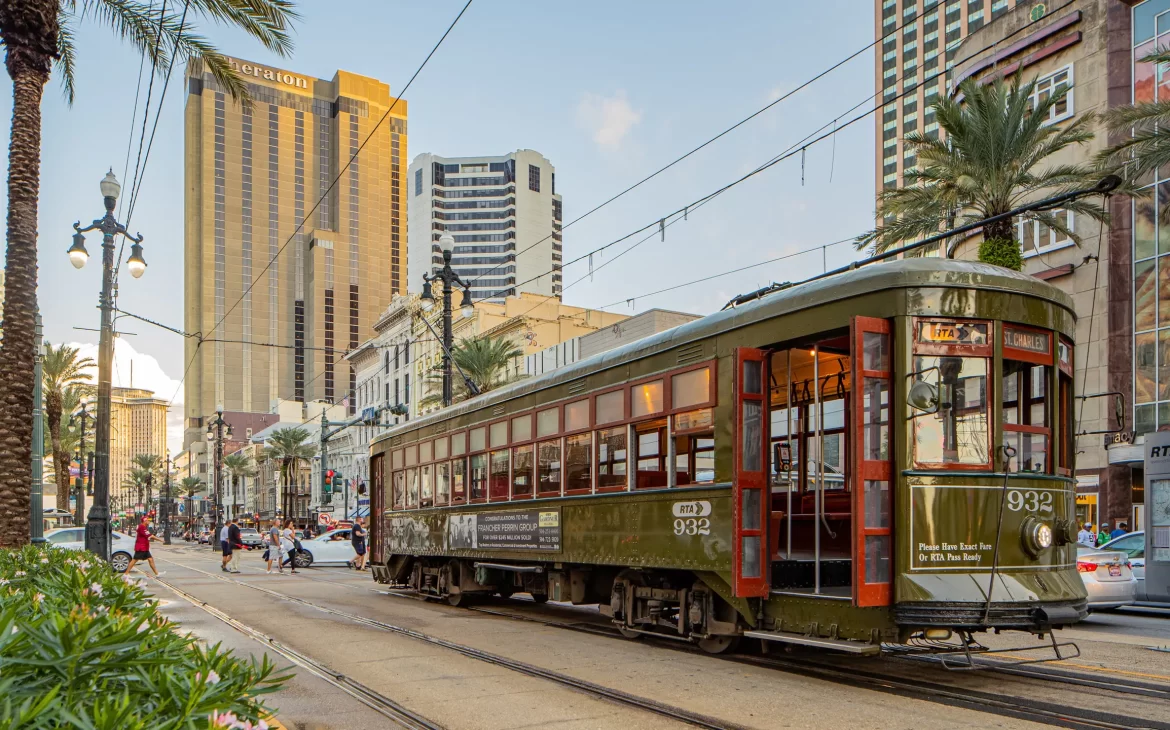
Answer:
977, 237, 1024, 271
0, 545, 287, 730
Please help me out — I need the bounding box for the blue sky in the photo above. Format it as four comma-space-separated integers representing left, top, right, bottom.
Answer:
10, 0, 875, 449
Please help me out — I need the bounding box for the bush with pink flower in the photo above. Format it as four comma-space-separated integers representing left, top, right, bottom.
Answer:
0, 545, 287, 729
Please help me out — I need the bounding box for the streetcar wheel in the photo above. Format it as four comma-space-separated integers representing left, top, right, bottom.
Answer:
447, 591, 471, 607
497, 590, 514, 599
697, 635, 741, 655
618, 626, 643, 640
530, 593, 549, 604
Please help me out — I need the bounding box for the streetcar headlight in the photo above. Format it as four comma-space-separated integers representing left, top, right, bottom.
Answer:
1021, 517, 1053, 557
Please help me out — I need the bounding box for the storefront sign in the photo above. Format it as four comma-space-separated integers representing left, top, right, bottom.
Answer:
228, 58, 309, 89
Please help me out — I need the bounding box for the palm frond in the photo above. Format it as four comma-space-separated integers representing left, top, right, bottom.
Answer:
55, 9, 78, 104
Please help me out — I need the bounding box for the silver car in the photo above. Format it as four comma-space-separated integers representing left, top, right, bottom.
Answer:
44, 527, 135, 573
1076, 545, 1136, 611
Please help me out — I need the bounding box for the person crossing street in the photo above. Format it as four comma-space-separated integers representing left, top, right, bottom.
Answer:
227, 517, 244, 573
220, 520, 233, 572
266, 520, 284, 574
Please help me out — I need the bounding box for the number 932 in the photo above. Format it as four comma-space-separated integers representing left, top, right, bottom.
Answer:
673, 517, 711, 536
1006, 489, 1053, 513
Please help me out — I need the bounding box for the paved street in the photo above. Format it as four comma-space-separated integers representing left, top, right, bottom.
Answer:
135, 543, 1170, 730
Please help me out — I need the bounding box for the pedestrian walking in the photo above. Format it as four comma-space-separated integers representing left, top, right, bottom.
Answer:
350, 517, 368, 570
227, 517, 244, 573
1077, 523, 1096, 548
124, 515, 165, 577
266, 520, 284, 574
281, 520, 300, 574
220, 520, 233, 572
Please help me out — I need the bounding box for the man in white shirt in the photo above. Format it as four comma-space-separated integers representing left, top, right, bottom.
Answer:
1077, 523, 1096, 548
220, 522, 233, 572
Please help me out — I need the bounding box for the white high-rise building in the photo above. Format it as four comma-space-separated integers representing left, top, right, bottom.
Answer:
408, 150, 562, 302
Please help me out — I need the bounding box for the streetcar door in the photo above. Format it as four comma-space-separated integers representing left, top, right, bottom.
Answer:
851, 317, 893, 606
734, 347, 770, 597
370, 453, 385, 563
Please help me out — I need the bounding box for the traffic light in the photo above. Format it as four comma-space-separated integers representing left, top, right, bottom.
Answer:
324, 469, 335, 494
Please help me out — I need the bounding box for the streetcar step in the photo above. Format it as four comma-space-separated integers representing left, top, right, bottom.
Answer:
743, 630, 880, 655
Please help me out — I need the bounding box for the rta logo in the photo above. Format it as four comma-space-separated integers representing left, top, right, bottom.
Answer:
1152, 446, 1170, 458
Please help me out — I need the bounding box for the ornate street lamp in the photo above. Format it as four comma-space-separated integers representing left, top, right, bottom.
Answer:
419, 234, 476, 407
68, 170, 146, 562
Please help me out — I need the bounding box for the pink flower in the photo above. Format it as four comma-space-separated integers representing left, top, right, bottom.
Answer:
89, 582, 103, 597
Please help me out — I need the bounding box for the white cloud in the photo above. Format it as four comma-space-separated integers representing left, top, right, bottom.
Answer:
577, 90, 642, 148
68, 338, 184, 456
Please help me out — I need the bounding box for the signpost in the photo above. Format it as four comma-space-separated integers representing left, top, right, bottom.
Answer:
1142, 432, 1170, 604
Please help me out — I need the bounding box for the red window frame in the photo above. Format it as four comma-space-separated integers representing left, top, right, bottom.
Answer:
1002, 322, 1054, 474
563, 398, 593, 495
1057, 337, 1074, 476
852, 316, 893, 607
910, 316, 994, 471
733, 347, 770, 598
449, 431, 468, 505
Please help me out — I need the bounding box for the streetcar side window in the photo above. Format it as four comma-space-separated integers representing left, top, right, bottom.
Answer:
1058, 338, 1074, 474
436, 462, 450, 505
538, 440, 562, 495
392, 471, 404, 510
565, 433, 592, 493
451, 458, 467, 503
420, 464, 434, 508
1003, 360, 1050, 473
911, 355, 990, 467
406, 467, 419, 509
596, 426, 628, 491
512, 444, 534, 498
489, 449, 509, 500
469, 453, 487, 501
674, 408, 715, 485
634, 418, 669, 489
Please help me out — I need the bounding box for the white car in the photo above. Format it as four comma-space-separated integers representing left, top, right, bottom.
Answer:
44, 527, 135, 573
293, 528, 356, 567
1076, 545, 1136, 611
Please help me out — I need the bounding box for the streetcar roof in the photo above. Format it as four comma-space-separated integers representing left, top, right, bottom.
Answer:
372, 258, 1072, 446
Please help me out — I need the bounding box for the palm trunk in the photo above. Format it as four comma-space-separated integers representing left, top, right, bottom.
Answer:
984, 217, 1016, 243
0, 38, 51, 548
44, 398, 70, 511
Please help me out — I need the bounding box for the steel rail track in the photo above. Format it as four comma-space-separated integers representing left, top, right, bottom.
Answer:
379, 587, 1170, 730
153, 575, 443, 730
153, 559, 749, 730
156, 556, 1169, 730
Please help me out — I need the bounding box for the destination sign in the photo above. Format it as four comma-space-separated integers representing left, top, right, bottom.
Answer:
1004, 327, 1050, 355
916, 320, 988, 345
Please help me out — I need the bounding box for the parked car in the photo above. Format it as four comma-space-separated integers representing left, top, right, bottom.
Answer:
238, 528, 263, 549
1076, 545, 1136, 611
292, 528, 355, 568
45, 527, 135, 573
198, 530, 212, 544
1100, 531, 1151, 602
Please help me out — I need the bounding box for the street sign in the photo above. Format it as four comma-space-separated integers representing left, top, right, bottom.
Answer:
318, 505, 335, 513
361, 406, 376, 422
317, 513, 331, 525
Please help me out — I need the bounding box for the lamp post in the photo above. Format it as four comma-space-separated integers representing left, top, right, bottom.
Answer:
69, 170, 146, 561
207, 410, 232, 551
163, 453, 173, 545
69, 399, 90, 526
419, 234, 475, 407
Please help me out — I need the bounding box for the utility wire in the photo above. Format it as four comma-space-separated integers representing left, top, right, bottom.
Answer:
482, 0, 1081, 304
200, 0, 475, 346
465, 1, 937, 286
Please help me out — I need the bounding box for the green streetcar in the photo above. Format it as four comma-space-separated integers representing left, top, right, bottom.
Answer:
369, 258, 1094, 655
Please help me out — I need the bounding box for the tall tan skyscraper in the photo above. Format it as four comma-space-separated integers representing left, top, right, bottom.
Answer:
874, 0, 1016, 198
110, 386, 169, 510
184, 58, 407, 450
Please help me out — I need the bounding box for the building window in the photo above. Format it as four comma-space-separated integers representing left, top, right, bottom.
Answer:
414, 167, 422, 196
1017, 210, 1075, 258
1029, 66, 1074, 125
528, 164, 540, 193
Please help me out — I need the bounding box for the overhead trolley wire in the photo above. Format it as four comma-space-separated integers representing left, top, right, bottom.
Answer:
198, 0, 475, 347
488, 0, 1082, 308
465, 1, 938, 287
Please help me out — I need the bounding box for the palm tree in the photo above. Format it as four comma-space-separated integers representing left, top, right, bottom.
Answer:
1100, 50, 1170, 184
264, 427, 316, 521
0, 1, 298, 548
41, 344, 93, 510
223, 451, 256, 519
856, 75, 1107, 268
43, 384, 91, 498
422, 335, 526, 408
180, 475, 204, 532
131, 453, 162, 513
